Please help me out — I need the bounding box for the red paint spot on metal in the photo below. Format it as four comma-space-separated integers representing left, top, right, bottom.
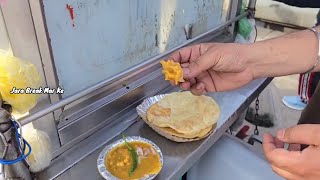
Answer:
66, 4, 75, 27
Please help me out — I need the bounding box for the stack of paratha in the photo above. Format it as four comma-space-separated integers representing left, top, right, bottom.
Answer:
144, 91, 220, 142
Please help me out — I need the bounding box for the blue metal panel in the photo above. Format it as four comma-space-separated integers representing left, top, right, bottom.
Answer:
42, 0, 228, 97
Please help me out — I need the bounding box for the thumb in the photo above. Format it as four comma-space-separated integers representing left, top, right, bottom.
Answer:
183, 53, 217, 79
277, 124, 320, 146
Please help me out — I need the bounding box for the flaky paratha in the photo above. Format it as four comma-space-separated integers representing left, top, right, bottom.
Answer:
158, 125, 214, 139
142, 117, 215, 142
146, 91, 220, 135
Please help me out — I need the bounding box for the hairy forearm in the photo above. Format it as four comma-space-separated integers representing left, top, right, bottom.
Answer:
273, 0, 320, 8
244, 26, 320, 79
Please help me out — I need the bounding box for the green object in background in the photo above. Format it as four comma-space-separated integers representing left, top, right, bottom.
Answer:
238, 18, 252, 39
237, 0, 252, 39
240, 0, 247, 14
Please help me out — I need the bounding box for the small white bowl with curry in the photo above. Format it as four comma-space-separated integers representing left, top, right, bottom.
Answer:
97, 135, 163, 180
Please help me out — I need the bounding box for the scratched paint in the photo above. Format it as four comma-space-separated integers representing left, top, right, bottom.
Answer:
43, 0, 229, 97
66, 4, 75, 27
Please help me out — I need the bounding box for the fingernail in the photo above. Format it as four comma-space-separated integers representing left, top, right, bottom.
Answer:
183, 68, 190, 75
277, 129, 285, 140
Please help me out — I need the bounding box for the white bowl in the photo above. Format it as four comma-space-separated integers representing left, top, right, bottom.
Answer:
97, 136, 163, 180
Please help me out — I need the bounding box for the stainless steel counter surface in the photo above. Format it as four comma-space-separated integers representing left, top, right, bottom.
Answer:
54, 78, 272, 180
187, 133, 283, 180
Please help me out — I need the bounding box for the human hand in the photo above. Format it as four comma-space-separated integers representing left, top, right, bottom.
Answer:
263, 124, 320, 180
169, 43, 254, 95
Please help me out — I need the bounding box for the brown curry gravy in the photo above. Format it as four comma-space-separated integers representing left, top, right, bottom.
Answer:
105, 141, 161, 179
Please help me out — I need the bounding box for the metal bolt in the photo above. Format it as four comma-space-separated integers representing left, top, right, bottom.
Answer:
184, 24, 193, 40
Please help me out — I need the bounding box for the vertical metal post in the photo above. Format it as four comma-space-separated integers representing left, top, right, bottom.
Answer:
1, 0, 61, 152
248, 0, 257, 10
226, 0, 241, 36
247, 0, 257, 17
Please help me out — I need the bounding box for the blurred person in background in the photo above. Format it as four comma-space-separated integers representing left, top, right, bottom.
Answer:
273, 0, 320, 110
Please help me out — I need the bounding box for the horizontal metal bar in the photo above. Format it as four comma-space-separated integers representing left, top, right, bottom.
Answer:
20, 11, 248, 126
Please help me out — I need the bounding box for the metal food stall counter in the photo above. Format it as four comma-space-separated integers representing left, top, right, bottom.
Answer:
38, 78, 273, 180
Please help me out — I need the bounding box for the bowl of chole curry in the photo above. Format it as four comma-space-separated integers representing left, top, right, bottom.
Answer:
137, 91, 220, 142
97, 135, 163, 180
